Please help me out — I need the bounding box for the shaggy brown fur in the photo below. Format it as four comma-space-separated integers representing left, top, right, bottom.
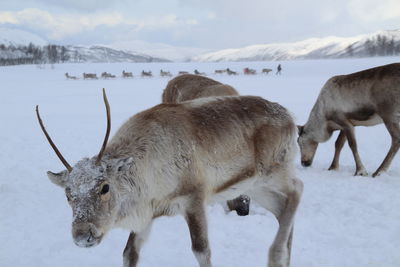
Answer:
162, 74, 239, 103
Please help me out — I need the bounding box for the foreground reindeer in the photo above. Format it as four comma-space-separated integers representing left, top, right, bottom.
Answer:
37, 90, 302, 267
162, 74, 250, 215
298, 63, 400, 177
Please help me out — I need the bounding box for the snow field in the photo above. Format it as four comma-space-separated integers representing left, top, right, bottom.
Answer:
1, 57, 400, 267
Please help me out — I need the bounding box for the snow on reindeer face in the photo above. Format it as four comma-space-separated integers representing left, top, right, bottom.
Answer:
47, 157, 132, 248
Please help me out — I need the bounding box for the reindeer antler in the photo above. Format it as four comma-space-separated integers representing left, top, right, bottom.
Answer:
95, 88, 111, 165
36, 105, 73, 172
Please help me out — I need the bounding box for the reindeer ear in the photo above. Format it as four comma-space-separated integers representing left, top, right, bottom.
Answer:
113, 157, 134, 173
297, 125, 304, 135
47, 170, 69, 188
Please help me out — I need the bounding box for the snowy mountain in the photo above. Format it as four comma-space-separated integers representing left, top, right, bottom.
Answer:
65, 45, 169, 63
192, 30, 400, 62
0, 28, 169, 65
107, 40, 209, 62
0, 27, 47, 47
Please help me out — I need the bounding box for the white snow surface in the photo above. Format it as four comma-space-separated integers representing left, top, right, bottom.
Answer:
1, 57, 400, 267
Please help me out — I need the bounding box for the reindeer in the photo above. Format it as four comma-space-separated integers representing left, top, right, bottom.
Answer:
122, 70, 134, 78
83, 73, 98, 80
141, 70, 152, 77
226, 68, 238, 75
214, 69, 226, 74
101, 72, 116, 79
244, 68, 256, 75
160, 69, 172, 77
297, 63, 400, 177
162, 74, 238, 111
37, 89, 303, 267
262, 68, 272, 75
65, 72, 78, 80
162, 74, 248, 214
194, 69, 206, 76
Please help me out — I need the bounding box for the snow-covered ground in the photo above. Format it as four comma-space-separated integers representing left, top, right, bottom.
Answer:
1, 57, 400, 267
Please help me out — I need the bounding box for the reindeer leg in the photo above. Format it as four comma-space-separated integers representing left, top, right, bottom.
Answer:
341, 122, 368, 176
372, 120, 400, 177
184, 196, 212, 267
249, 177, 303, 267
328, 130, 347, 170
123, 224, 153, 267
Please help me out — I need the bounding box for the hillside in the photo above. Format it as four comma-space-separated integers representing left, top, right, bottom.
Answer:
192, 30, 400, 62
0, 28, 169, 65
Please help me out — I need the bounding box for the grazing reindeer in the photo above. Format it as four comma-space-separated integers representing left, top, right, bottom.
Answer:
141, 70, 152, 77
160, 69, 172, 77
65, 72, 78, 80
262, 68, 272, 75
122, 70, 134, 78
298, 63, 400, 177
83, 73, 98, 80
37, 89, 303, 267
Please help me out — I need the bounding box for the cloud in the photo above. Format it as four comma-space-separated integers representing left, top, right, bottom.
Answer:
0, 8, 198, 40
347, 0, 400, 22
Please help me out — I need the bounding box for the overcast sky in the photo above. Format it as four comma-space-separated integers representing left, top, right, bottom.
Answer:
0, 0, 400, 50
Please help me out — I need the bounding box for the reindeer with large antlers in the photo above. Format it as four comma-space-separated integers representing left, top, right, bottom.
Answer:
37, 89, 303, 267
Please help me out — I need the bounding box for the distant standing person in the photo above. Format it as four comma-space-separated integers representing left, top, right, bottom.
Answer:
276, 64, 282, 75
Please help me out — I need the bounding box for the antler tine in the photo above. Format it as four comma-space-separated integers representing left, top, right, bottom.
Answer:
36, 105, 73, 172
95, 88, 111, 165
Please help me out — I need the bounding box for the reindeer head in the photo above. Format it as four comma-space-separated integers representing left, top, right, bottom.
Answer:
37, 89, 133, 248
297, 125, 319, 167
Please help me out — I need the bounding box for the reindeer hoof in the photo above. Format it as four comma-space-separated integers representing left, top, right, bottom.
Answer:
372, 171, 381, 178
227, 195, 250, 216
354, 169, 368, 176
328, 165, 338, 171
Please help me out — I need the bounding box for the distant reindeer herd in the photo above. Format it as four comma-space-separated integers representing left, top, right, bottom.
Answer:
64, 67, 276, 80
39, 63, 399, 267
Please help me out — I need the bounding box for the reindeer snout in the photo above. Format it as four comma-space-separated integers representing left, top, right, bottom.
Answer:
72, 223, 102, 248
301, 160, 312, 167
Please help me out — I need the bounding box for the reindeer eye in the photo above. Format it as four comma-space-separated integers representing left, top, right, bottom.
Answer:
100, 184, 109, 195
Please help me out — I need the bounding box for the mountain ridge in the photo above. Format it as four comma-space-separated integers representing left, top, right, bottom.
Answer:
191, 30, 400, 62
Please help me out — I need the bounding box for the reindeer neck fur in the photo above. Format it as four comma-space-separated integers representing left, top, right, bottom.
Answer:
303, 94, 331, 143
